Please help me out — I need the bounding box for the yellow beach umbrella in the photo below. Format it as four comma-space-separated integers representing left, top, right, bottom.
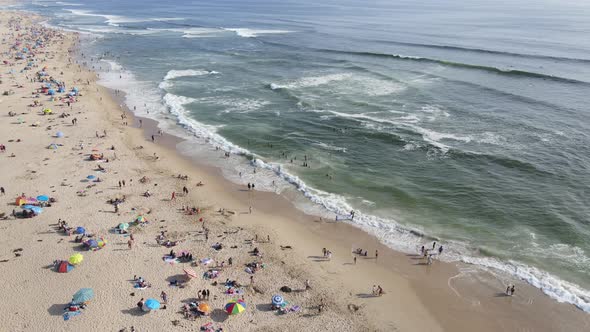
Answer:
69, 253, 84, 265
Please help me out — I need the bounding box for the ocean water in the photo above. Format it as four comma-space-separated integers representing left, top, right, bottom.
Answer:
23, 0, 590, 311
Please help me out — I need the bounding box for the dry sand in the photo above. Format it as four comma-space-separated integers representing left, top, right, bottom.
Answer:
0, 9, 589, 332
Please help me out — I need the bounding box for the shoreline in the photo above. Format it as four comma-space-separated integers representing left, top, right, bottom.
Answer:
0, 8, 588, 331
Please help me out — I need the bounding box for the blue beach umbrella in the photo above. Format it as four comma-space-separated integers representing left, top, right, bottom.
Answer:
144, 298, 160, 311
86, 175, 96, 180
55, 131, 64, 138
72, 288, 94, 303
85, 239, 99, 248
48, 89, 55, 95
272, 294, 284, 306
36, 195, 49, 202
76, 227, 86, 234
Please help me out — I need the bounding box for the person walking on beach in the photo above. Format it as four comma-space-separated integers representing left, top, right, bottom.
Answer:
506, 285, 511, 295
0, 187, 4, 195
127, 238, 134, 249
305, 279, 311, 290
432, 242, 437, 250
375, 249, 378, 259
206, 289, 210, 300
171, 192, 176, 200
151, 135, 155, 143
249, 206, 252, 214
438, 246, 443, 255
247, 183, 251, 190
353, 256, 357, 265
118, 181, 122, 188
510, 285, 515, 296
161, 291, 168, 304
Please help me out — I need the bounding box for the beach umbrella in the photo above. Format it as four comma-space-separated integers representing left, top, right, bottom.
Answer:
183, 268, 198, 279
144, 298, 160, 311
55, 131, 64, 138
72, 288, 94, 303
117, 223, 129, 231
68, 253, 84, 265
76, 227, 86, 234
36, 195, 49, 202
15, 197, 26, 206
200, 258, 213, 265
84, 239, 99, 249
48, 89, 55, 95
224, 299, 246, 315
272, 294, 284, 306
97, 238, 107, 248
47, 143, 58, 150
43, 108, 52, 114
136, 215, 146, 223
198, 303, 211, 314
86, 175, 96, 180
57, 261, 74, 273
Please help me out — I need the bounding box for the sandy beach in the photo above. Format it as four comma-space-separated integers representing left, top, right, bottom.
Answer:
0, 7, 589, 332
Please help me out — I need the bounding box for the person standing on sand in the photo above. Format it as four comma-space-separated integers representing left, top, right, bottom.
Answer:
305, 279, 311, 290
151, 135, 155, 143
353, 256, 357, 265
127, 238, 134, 249
171, 192, 175, 200
249, 206, 252, 214
375, 249, 378, 259
0, 187, 4, 195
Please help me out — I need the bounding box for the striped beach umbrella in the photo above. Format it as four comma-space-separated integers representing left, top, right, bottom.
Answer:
225, 299, 246, 315
272, 294, 284, 306
183, 268, 198, 279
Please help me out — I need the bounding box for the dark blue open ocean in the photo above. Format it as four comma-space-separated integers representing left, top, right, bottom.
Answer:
22, 0, 590, 311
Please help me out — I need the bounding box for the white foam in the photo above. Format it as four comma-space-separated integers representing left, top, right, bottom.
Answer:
163, 69, 218, 81
223, 28, 294, 38
66, 9, 185, 27
271, 73, 353, 90
56, 1, 83, 6
312, 141, 347, 152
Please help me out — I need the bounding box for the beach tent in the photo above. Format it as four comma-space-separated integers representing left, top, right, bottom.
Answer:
48, 143, 58, 150
55, 131, 64, 138
57, 261, 74, 273
69, 253, 84, 265
72, 288, 94, 304
225, 299, 246, 315
22, 205, 43, 214
15, 196, 26, 206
